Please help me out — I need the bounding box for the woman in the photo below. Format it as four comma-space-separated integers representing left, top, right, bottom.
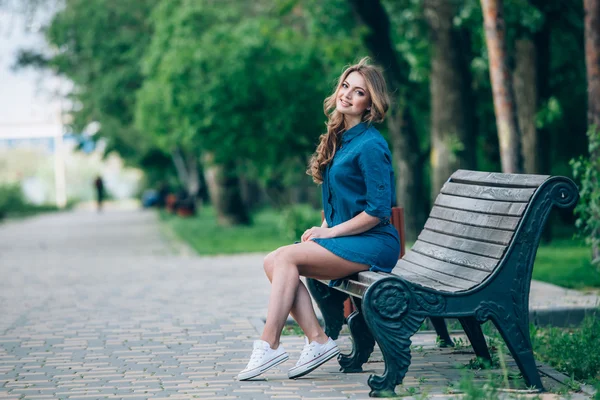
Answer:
238, 57, 400, 381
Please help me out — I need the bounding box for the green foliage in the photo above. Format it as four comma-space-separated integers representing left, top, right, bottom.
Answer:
536, 97, 563, 129
281, 324, 304, 336
16, 0, 169, 167
571, 126, 600, 267
466, 355, 499, 371
280, 205, 322, 242
0, 183, 27, 219
457, 372, 499, 400
532, 315, 600, 384
136, 0, 330, 186
0, 184, 63, 220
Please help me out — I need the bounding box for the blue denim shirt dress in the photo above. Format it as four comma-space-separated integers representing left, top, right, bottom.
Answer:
311, 122, 400, 286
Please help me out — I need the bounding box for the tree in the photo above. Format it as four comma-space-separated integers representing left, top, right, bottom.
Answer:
349, 0, 430, 241
14, 0, 178, 186
584, 0, 600, 130
136, 0, 329, 224
512, 20, 541, 174
424, 0, 477, 199
583, 0, 600, 262
480, 0, 523, 173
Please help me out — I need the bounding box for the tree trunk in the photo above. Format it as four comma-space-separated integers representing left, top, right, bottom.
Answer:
389, 108, 429, 241
349, 0, 428, 241
171, 147, 200, 201
480, 0, 523, 173
513, 38, 540, 174
201, 153, 250, 226
239, 175, 264, 211
584, 0, 600, 263
533, 13, 551, 176
585, 0, 600, 128
425, 0, 477, 199
530, 10, 553, 242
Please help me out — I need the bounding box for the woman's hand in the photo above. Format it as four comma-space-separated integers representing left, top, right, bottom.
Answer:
301, 226, 335, 242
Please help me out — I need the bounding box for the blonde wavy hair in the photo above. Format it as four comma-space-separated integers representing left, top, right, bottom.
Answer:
307, 57, 390, 184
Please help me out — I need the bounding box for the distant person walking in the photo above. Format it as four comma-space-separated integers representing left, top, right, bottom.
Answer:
94, 176, 104, 212
238, 58, 399, 381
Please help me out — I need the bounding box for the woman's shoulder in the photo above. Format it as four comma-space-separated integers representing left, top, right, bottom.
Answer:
361, 125, 391, 149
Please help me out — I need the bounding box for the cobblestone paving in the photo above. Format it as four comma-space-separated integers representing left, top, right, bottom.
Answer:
0, 210, 593, 399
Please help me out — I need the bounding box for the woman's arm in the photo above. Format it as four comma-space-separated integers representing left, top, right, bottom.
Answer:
301, 211, 379, 242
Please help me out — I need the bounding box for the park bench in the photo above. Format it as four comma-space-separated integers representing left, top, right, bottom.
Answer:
306, 169, 579, 397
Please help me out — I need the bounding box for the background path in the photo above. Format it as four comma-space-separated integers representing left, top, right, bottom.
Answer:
0, 209, 595, 399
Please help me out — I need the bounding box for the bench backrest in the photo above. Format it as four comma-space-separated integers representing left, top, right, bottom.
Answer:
391, 170, 550, 293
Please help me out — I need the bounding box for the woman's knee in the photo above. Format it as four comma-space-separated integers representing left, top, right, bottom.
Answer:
264, 247, 290, 276
272, 248, 299, 271
263, 250, 278, 278
264, 246, 300, 279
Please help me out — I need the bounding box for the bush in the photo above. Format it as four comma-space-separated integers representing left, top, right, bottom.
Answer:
0, 183, 27, 219
279, 204, 322, 242
571, 125, 600, 268
0, 183, 63, 220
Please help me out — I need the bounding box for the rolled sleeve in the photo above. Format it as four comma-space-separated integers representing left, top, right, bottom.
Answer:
358, 140, 393, 222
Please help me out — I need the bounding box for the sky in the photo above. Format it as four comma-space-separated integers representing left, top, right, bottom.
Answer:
0, 3, 64, 138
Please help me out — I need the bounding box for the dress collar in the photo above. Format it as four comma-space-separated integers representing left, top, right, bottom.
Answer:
341, 122, 369, 143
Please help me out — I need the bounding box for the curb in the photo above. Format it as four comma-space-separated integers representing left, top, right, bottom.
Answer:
530, 306, 599, 327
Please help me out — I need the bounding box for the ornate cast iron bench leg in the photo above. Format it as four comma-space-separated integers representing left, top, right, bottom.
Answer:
430, 317, 454, 347
362, 278, 438, 397
306, 278, 347, 340
476, 303, 543, 391
459, 317, 492, 364
338, 298, 375, 373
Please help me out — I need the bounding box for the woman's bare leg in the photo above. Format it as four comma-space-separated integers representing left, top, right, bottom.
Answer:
260, 242, 368, 349
264, 252, 325, 345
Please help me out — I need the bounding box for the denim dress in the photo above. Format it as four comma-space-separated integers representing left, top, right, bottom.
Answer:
311, 122, 400, 286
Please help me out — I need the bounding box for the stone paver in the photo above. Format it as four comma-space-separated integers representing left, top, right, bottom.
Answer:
0, 209, 596, 399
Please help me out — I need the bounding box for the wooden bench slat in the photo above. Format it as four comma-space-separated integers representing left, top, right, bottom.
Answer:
397, 259, 476, 290
425, 218, 514, 245
435, 194, 528, 216
441, 182, 536, 202
402, 250, 491, 281
394, 266, 466, 292
450, 169, 549, 188
335, 279, 370, 298
411, 241, 497, 272
357, 271, 387, 285
418, 230, 506, 259
429, 206, 521, 231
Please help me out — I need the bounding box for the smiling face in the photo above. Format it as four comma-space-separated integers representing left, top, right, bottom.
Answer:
336, 71, 372, 126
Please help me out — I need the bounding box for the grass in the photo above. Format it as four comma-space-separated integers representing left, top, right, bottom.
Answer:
449, 316, 600, 397
531, 315, 600, 385
0, 203, 71, 222
160, 206, 292, 255
532, 239, 600, 290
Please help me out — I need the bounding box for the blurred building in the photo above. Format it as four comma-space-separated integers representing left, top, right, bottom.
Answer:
0, 123, 142, 206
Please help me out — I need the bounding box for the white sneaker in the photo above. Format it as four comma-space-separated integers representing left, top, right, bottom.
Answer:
237, 340, 289, 381
288, 337, 340, 379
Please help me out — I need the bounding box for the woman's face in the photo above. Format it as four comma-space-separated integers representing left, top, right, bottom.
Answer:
336, 71, 371, 120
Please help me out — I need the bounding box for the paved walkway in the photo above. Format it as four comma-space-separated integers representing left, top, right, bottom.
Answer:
0, 209, 597, 399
